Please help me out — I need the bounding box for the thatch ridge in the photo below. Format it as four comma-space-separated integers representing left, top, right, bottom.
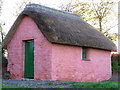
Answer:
2, 4, 117, 51
26, 4, 81, 17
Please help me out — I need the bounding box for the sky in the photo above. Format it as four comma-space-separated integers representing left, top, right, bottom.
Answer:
1, 0, 67, 33
0, 0, 119, 51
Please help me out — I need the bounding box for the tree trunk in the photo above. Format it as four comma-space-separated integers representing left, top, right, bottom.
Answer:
0, 25, 4, 58
99, 18, 102, 32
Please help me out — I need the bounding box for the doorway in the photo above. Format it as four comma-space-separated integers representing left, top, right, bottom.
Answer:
24, 40, 34, 79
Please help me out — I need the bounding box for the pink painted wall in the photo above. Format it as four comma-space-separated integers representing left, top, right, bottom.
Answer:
7, 16, 112, 82
51, 44, 111, 82
7, 16, 52, 80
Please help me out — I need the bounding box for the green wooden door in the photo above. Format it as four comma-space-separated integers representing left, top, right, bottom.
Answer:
24, 40, 34, 79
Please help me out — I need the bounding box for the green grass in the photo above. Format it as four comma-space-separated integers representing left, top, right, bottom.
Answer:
53, 81, 119, 88
71, 81, 119, 88
46, 81, 119, 89
54, 86, 64, 89
46, 82, 55, 85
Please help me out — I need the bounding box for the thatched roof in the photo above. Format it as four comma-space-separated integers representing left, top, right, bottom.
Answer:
2, 4, 117, 51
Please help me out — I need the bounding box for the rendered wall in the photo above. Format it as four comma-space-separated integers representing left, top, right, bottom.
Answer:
7, 16, 52, 80
51, 44, 112, 82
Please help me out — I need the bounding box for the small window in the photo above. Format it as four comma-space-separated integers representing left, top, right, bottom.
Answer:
82, 47, 87, 59
82, 47, 90, 61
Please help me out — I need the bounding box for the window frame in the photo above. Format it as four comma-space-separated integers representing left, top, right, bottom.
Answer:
82, 47, 91, 61
82, 47, 87, 59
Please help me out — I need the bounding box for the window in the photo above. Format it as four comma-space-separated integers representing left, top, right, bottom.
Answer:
82, 47, 87, 59
82, 47, 90, 61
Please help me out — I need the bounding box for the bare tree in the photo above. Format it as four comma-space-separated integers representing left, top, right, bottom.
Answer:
60, 0, 118, 41
91, 0, 118, 41
0, 0, 6, 59
13, 0, 32, 16
13, 0, 41, 17
91, 0, 116, 32
0, 0, 3, 43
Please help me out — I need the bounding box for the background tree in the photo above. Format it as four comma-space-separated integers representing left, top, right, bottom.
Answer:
13, 0, 42, 17
60, 0, 118, 41
0, 0, 3, 43
0, 0, 2, 68
0, 0, 5, 45
0, 0, 6, 62
90, 0, 118, 41
13, 0, 32, 17
0, 0, 4, 53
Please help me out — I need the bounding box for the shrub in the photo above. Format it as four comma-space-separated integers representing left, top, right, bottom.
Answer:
111, 54, 120, 73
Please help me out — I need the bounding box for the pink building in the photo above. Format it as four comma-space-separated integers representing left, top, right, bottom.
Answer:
2, 4, 117, 82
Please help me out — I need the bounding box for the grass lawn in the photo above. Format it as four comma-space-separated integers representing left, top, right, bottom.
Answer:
1, 81, 120, 89
52, 81, 120, 88
70, 81, 119, 88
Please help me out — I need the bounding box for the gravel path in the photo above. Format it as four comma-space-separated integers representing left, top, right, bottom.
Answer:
2, 79, 84, 88
2, 78, 120, 88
